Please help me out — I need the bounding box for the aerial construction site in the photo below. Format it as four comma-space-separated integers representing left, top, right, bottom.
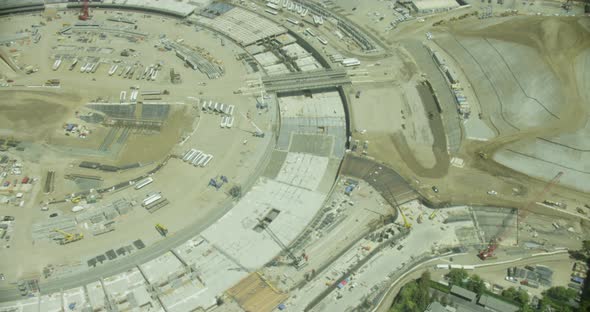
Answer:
0, 0, 589, 311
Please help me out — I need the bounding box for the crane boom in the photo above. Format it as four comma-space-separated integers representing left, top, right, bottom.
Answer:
79, 0, 90, 20
240, 112, 265, 137
257, 218, 300, 266
53, 229, 84, 245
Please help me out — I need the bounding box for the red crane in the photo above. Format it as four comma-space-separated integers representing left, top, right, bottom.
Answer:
78, 0, 90, 21
478, 240, 498, 260
478, 172, 563, 260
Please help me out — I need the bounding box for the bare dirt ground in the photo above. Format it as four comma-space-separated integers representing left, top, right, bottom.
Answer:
0, 9, 275, 281
0, 90, 77, 140
349, 12, 590, 237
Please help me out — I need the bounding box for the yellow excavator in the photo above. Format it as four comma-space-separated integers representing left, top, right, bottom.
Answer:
155, 224, 168, 237
54, 229, 84, 245
429, 211, 437, 220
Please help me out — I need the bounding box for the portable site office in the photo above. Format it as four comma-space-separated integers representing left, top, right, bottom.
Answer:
201, 155, 213, 167
191, 151, 204, 165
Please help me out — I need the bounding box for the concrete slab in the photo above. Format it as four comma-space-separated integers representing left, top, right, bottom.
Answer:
196, 7, 287, 46
275, 152, 329, 191
279, 91, 344, 119
102, 268, 147, 303
172, 237, 248, 309
262, 150, 289, 179
62, 287, 89, 312
139, 252, 184, 285
85, 281, 106, 311
39, 293, 61, 312
289, 134, 334, 157
202, 179, 326, 270
0, 296, 39, 312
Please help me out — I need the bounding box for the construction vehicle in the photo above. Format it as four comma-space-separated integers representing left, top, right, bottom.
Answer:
478, 239, 498, 260
78, 0, 90, 20
477, 151, 488, 160
71, 196, 81, 204
241, 112, 265, 138
429, 211, 437, 220
399, 208, 412, 229
54, 229, 84, 245
155, 224, 168, 236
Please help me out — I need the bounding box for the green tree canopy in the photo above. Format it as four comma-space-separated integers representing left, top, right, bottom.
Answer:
465, 274, 486, 294
502, 287, 529, 305
445, 268, 468, 286
390, 272, 433, 312
544, 286, 577, 302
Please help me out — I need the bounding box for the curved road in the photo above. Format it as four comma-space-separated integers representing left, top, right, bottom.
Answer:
372, 251, 569, 312
0, 131, 277, 302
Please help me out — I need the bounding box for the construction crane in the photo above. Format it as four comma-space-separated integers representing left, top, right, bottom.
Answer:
477, 171, 563, 260
240, 112, 265, 138
155, 224, 168, 236
478, 239, 498, 260
389, 191, 411, 229
257, 218, 301, 267
521, 172, 564, 214
78, 0, 90, 21
399, 208, 412, 229
53, 229, 84, 245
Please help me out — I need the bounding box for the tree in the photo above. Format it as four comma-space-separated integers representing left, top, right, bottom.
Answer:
229, 185, 242, 199
445, 269, 468, 286
390, 274, 433, 312
544, 286, 577, 302
518, 304, 534, 312
465, 274, 486, 294
502, 287, 530, 305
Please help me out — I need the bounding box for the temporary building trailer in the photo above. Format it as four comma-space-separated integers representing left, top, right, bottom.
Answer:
135, 177, 154, 190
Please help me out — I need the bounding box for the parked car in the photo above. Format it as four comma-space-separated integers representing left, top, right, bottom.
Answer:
432, 186, 439, 193
2, 216, 15, 221
49, 213, 58, 218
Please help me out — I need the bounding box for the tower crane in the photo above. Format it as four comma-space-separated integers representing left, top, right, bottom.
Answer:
78, 0, 90, 21
54, 229, 84, 245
